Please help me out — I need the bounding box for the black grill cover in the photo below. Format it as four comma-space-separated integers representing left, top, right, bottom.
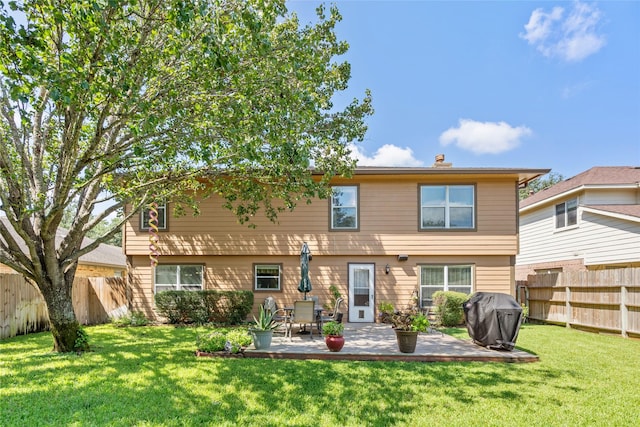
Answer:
463, 292, 523, 351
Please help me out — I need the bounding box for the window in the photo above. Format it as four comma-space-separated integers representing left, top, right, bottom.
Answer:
331, 186, 358, 230
420, 185, 474, 229
555, 198, 577, 229
155, 265, 203, 293
140, 202, 167, 230
419, 265, 473, 308
254, 264, 282, 291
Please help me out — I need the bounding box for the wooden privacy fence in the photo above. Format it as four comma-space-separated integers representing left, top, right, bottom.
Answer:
0, 274, 128, 339
518, 268, 640, 338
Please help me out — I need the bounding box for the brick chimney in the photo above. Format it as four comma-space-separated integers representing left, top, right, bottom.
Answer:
432, 154, 452, 168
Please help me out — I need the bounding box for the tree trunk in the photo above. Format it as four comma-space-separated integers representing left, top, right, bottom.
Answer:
39, 275, 81, 352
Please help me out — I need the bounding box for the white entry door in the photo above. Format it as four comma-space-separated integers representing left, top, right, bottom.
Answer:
348, 263, 375, 322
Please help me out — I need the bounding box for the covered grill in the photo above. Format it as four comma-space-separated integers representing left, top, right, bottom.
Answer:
463, 292, 523, 351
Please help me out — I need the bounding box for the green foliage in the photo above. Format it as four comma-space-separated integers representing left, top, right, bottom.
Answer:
154, 290, 253, 325
322, 320, 344, 336
519, 172, 564, 200
0, 0, 372, 352
391, 308, 430, 332
2, 324, 640, 425
377, 301, 395, 324
196, 331, 227, 353
432, 291, 469, 327
521, 303, 530, 322
323, 284, 343, 311
111, 311, 149, 327
196, 327, 251, 354
251, 305, 277, 331
73, 327, 90, 352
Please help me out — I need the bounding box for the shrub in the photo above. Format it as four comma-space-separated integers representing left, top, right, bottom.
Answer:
432, 291, 469, 326
196, 331, 227, 353
155, 290, 253, 325
377, 301, 394, 324
112, 311, 149, 327
196, 328, 252, 354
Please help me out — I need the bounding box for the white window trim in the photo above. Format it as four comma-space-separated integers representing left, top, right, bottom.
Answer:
154, 264, 203, 293
419, 264, 474, 308
554, 198, 578, 230
420, 185, 475, 230
330, 185, 358, 230
254, 264, 282, 291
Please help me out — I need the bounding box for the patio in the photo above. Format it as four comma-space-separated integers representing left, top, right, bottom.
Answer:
243, 323, 539, 363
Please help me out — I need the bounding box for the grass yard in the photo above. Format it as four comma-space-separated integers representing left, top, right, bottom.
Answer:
1, 323, 639, 426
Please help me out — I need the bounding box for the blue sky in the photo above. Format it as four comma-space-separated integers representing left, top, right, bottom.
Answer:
288, 0, 640, 179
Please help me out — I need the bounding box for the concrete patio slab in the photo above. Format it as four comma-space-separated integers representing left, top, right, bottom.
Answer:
243, 323, 538, 363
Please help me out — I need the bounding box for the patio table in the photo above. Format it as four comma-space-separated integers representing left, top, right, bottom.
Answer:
284, 305, 324, 336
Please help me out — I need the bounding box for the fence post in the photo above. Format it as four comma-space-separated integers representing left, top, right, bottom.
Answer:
620, 285, 628, 338
565, 285, 571, 328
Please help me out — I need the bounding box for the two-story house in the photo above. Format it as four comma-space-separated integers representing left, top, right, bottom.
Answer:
124, 158, 548, 321
516, 166, 640, 280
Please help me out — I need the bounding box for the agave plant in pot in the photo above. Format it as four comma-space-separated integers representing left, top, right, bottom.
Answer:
249, 305, 278, 350
322, 321, 345, 352
391, 308, 430, 353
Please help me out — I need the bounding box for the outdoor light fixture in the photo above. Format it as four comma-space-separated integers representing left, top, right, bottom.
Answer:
397, 254, 409, 261
385, 264, 390, 275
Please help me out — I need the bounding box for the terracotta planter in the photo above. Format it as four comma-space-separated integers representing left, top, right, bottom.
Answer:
325, 335, 345, 352
394, 330, 419, 353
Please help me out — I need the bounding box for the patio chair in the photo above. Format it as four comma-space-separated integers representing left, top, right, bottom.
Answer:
287, 300, 316, 340
321, 297, 344, 323
262, 296, 288, 335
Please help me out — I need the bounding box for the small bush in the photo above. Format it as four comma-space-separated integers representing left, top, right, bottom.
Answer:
112, 311, 149, 327
377, 301, 394, 324
196, 328, 252, 354
74, 327, 90, 352
155, 290, 254, 325
432, 291, 469, 326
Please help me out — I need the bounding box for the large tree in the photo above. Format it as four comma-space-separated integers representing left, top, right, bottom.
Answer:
519, 172, 564, 200
0, 0, 372, 352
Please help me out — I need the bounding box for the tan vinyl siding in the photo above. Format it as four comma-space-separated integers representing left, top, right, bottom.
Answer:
131, 254, 516, 320
125, 177, 519, 257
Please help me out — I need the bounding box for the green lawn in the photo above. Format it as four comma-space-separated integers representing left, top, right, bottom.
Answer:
1, 323, 639, 426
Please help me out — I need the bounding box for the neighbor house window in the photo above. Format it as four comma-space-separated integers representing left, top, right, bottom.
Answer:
331, 185, 358, 230
140, 202, 167, 230
555, 198, 577, 229
419, 265, 473, 308
420, 185, 474, 229
155, 265, 203, 293
254, 264, 282, 291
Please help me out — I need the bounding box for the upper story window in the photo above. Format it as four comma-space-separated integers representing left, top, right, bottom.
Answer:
140, 202, 167, 231
155, 264, 203, 293
420, 185, 475, 229
254, 264, 282, 291
331, 186, 358, 230
555, 198, 577, 229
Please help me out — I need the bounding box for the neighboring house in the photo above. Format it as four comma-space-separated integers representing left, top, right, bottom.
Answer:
516, 166, 640, 280
124, 157, 548, 321
0, 217, 126, 278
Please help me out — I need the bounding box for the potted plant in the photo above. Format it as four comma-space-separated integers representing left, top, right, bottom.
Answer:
322, 321, 345, 352
249, 305, 278, 350
377, 301, 394, 324
391, 308, 430, 353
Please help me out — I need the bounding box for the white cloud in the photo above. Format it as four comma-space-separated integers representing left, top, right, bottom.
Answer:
349, 144, 424, 167
520, 1, 605, 62
439, 119, 532, 155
